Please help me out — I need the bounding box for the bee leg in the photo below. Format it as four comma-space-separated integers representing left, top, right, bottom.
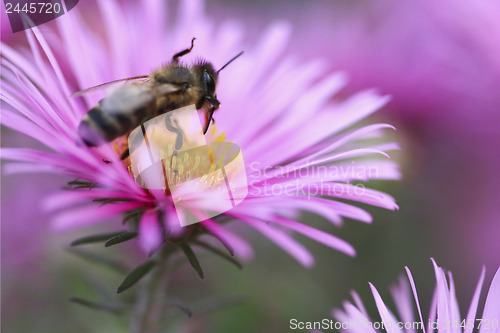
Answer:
101, 148, 129, 164
164, 113, 178, 134
165, 114, 184, 150
120, 148, 130, 160
203, 108, 216, 135
164, 114, 182, 174
120, 130, 145, 161
172, 119, 184, 150
203, 97, 220, 135
170, 151, 178, 174
172, 38, 196, 63
206, 96, 220, 109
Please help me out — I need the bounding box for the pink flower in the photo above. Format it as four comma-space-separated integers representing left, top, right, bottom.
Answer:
1, 0, 400, 266
333, 259, 500, 333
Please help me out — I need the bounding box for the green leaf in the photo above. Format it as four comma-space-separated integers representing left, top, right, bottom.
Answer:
68, 180, 93, 185
69, 297, 128, 314
67, 248, 127, 274
122, 207, 146, 226
70, 231, 126, 246
166, 299, 193, 317
67, 180, 98, 189
116, 260, 156, 294
75, 184, 97, 189
80, 275, 117, 302
192, 240, 242, 270
180, 243, 204, 279
93, 198, 135, 205
104, 232, 138, 247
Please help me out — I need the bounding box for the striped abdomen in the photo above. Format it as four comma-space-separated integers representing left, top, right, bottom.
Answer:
78, 84, 156, 147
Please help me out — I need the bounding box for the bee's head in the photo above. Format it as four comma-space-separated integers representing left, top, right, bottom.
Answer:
193, 61, 219, 99
193, 51, 244, 100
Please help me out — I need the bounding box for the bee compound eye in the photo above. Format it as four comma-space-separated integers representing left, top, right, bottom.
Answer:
204, 72, 216, 96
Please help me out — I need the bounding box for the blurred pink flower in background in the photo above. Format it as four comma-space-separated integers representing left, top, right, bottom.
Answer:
1, 0, 400, 267
291, 0, 500, 270
298, 0, 500, 129
333, 259, 500, 333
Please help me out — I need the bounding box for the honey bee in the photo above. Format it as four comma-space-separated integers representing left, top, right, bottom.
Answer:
76, 38, 243, 159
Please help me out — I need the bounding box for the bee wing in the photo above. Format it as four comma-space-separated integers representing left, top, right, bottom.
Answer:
71, 75, 150, 98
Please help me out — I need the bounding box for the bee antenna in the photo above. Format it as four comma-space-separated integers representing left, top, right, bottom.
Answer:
217, 51, 244, 73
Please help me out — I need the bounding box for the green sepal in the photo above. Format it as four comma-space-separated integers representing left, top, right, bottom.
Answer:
68, 180, 94, 186
67, 248, 127, 274
70, 231, 126, 246
116, 260, 156, 294
166, 299, 193, 317
122, 207, 146, 226
69, 297, 128, 315
192, 240, 242, 270
67, 179, 97, 189
104, 232, 138, 247
93, 198, 135, 205
179, 243, 204, 279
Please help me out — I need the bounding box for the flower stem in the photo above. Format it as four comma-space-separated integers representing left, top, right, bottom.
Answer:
129, 249, 171, 333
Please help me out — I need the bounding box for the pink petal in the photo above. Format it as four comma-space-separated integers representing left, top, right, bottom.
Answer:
479, 267, 500, 333
3, 162, 62, 175
431, 258, 451, 333
405, 267, 427, 333
25, 24, 78, 119
201, 219, 254, 260
51, 201, 145, 230
243, 196, 343, 226
272, 215, 356, 256
464, 267, 485, 333
248, 73, 348, 162
163, 205, 187, 240
447, 272, 462, 333
390, 275, 416, 333
370, 282, 402, 333
337, 301, 378, 333
351, 290, 370, 318
0, 43, 44, 83
428, 286, 438, 333
233, 213, 314, 267
97, 0, 131, 78
288, 123, 396, 170
138, 211, 163, 255
43, 189, 149, 211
